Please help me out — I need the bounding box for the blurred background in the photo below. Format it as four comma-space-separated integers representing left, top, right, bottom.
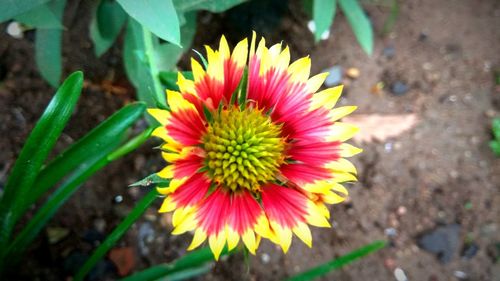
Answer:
0, 0, 499, 280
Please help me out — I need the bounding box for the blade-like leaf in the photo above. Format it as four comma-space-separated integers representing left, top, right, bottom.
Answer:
0, 71, 83, 255
313, 0, 336, 42
3, 128, 152, 270
0, 0, 50, 22
34, 0, 66, 87
338, 0, 373, 55
117, 0, 180, 46
129, 173, 171, 188
74, 189, 158, 281
286, 240, 387, 281
159, 71, 193, 91
21, 103, 146, 215
173, 0, 247, 13
90, 0, 127, 57
14, 3, 64, 29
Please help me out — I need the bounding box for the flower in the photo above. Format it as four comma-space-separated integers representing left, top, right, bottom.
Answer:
148, 33, 362, 259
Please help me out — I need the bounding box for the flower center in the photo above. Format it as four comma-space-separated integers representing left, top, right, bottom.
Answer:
203, 107, 285, 192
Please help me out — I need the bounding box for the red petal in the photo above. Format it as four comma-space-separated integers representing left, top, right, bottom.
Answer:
280, 163, 332, 185
261, 184, 307, 228
227, 190, 263, 234
196, 188, 231, 236
167, 109, 206, 146
170, 173, 210, 208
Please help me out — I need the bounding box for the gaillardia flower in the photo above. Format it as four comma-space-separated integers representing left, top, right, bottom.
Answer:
148, 33, 361, 259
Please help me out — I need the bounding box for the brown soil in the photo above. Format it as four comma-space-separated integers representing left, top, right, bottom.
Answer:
0, 0, 499, 280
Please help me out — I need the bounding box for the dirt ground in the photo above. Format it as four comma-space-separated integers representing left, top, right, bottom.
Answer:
0, 0, 499, 280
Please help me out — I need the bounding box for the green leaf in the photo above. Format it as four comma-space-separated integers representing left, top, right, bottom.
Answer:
173, 0, 247, 13
123, 18, 166, 109
117, 0, 180, 46
74, 189, 158, 281
120, 247, 232, 281
313, 0, 336, 42
286, 240, 387, 281
3, 127, 152, 270
90, 0, 127, 57
338, 0, 373, 55
381, 0, 399, 35
490, 141, 500, 157
20, 103, 147, 215
34, 0, 66, 87
492, 118, 500, 140
159, 71, 193, 91
0, 71, 83, 257
14, 3, 64, 29
129, 173, 171, 188
0, 0, 50, 22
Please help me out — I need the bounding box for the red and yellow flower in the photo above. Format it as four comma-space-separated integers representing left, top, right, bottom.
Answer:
148, 33, 361, 259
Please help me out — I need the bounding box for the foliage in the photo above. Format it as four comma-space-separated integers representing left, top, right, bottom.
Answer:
0, 72, 149, 276
490, 118, 500, 156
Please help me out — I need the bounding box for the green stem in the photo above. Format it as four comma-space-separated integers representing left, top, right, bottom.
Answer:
74, 189, 158, 281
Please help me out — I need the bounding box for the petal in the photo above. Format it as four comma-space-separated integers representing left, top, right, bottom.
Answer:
288, 57, 311, 83
281, 163, 333, 185
326, 122, 360, 142
337, 143, 363, 158
325, 158, 358, 175
293, 222, 312, 247
147, 108, 171, 125
167, 90, 196, 113
306, 72, 328, 94
310, 85, 343, 111
209, 232, 227, 260
188, 228, 208, 251
170, 173, 211, 209
328, 106, 357, 122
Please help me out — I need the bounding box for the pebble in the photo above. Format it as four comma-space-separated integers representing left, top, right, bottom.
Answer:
391, 81, 409, 96
138, 222, 155, 256
47, 227, 70, 244
485, 109, 496, 118
93, 218, 107, 233
385, 227, 398, 237
384, 258, 396, 270
323, 65, 343, 87
109, 247, 135, 277
417, 224, 461, 263
261, 253, 271, 264
6, 22, 23, 39
113, 195, 124, 204
383, 46, 395, 58
453, 270, 467, 279
346, 67, 360, 79
397, 206, 407, 216
461, 243, 479, 259
394, 267, 408, 281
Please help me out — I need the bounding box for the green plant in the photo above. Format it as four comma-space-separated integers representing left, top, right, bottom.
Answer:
0, 71, 149, 275
490, 118, 500, 156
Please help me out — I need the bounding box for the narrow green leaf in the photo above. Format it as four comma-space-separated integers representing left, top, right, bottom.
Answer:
381, 0, 399, 35
74, 189, 158, 281
21, 103, 146, 215
129, 173, 171, 188
159, 71, 193, 91
313, 0, 336, 42
123, 18, 166, 109
489, 141, 500, 157
90, 0, 127, 57
3, 127, 152, 270
34, 0, 66, 87
0, 0, 50, 22
338, 0, 373, 55
173, 0, 247, 13
286, 240, 387, 281
492, 118, 500, 140
120, 247, 232, 281
117, 0, 180, 46
14, 3, 64, 29
0, 71, 83, 253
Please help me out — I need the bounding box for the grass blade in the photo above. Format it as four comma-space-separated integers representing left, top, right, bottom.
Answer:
0, 71, 83, 252
286, 240, 387, 281
313, 0, 336, 42
21, 103, 146, 215
338, 0, 373, 55
74, 189, 158, 281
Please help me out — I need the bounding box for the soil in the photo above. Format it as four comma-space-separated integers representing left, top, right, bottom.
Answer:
1, 0, 499, 281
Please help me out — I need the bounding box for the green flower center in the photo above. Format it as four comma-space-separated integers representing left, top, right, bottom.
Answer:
203, 107, 285, 192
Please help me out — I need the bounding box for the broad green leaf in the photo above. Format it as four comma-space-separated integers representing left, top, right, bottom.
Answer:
117, 0, 180, 46
0, 0, 50, 22
74, 189, 158, 281
0, 71, 83, 254
90, 0, 127, 57
313, 0, 336, 42
14, 3, 64, 29
120, 247, 232, 281
3, 128, 152, 270
338, 0, 373, 55
286, 240, 387, 281
21, 103, 147, 215
173, 0, 247, 13
123, 18, 166, 109
34, 0, 66, 87
159, 71, 193, 91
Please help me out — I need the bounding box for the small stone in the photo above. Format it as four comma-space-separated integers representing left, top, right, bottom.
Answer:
418, 32, 428, 42
323, 65, 343, 87
94, 218, 106, 233
384, 258, 396, 270
453, 270, 467, 279
47, 227, 70, 244
485, 109, 496, 118
109, 247, 135, 276
6, 22, 23, 39
461, 243, 479, 259
417, 224, 461, 263
394, 267, 408, 281
391, 81, 409, 96
385, 227, 398, 237
261, 253, 270, 264
397, 206, 407, 216
138, 222, 155, 256
346, 67, 360, 79
113, 195, 123, 204
383, 46, 395, 58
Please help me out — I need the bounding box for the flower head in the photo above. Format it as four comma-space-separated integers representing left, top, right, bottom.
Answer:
148, 33, 361, 259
